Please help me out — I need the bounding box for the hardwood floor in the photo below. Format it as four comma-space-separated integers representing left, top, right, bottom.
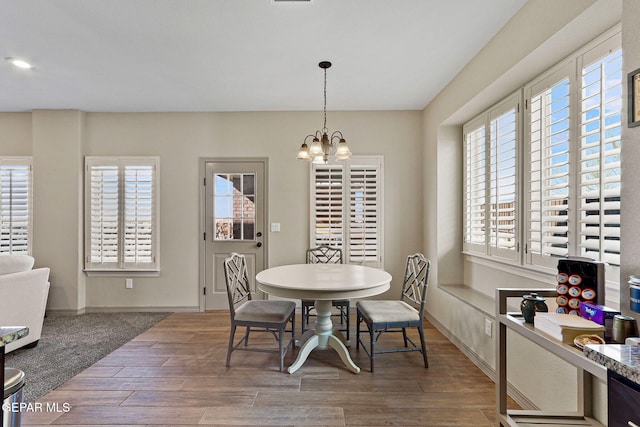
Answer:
21, 311, 517, 426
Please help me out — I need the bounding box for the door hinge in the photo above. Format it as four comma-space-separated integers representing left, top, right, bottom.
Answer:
524, 243, 528, 254
203, 287, 206, 295
203, 232, 206, 241
203, 177, 206, 186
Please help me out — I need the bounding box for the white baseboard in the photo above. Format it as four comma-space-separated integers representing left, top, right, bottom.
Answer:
45, 308, 86, 315
425, 312, 537, 410
47, 306, 199, 315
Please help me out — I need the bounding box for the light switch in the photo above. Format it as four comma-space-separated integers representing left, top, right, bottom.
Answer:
271, 223, 281, 232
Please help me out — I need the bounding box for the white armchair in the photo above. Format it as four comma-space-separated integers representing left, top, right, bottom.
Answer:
0, 255, 50, 353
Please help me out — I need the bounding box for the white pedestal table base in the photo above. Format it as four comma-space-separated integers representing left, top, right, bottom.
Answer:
287, 299, 360, 374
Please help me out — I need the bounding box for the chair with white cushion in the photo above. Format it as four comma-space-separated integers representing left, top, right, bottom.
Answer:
0, 255, 50, 353
356, 253, 431, 372
224, 253, 296, 372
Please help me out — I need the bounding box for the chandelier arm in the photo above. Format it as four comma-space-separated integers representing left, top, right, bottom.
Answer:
330, 131, 344, 143
304, 134, 318, 144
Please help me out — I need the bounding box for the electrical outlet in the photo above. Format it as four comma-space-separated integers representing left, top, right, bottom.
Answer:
485, 318, 492, 337
125, 278, 133, 289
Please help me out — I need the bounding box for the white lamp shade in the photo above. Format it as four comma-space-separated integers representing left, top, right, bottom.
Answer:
308, 138, 324, 156
297, 143, 310, 160
335, 140, 352, 160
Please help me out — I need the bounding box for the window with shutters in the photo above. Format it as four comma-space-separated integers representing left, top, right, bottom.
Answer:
577, 47, 622, 272
84, 157, 159, 272
310, 156, 383, 267
0, 158, 32, 255
463, 118, 486, 253
525, 65, 573, 269
463, 28, 622, 306
463, 91, 521, 263
524, 32, 622, 296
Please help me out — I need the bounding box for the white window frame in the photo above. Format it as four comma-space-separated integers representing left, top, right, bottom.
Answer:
310, 155, 384, 268
0, 157, 32, 255
524, 30, 622, 292
463, 27, 622, 308
463, 91, 522, 265
84, 157, 160, 273
524, 60, 576, 271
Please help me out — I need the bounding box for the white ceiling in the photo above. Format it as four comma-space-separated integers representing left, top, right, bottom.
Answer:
0, 0, 527, 113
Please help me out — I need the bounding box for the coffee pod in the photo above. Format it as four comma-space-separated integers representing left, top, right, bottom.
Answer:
568, 286, 581, 297
568, 274, 582, 285
568, 298, 581, 310
581, 288, 596, 300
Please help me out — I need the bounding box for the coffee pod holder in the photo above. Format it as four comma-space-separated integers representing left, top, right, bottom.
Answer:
555, 257, 605, 315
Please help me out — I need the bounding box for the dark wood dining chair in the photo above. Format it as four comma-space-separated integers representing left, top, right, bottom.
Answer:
223, 252, 296, 372
356, 253, 431, 372
301, 245, 350, 340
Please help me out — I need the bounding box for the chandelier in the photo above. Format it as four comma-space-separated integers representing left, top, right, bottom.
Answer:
296, 61, 352, 164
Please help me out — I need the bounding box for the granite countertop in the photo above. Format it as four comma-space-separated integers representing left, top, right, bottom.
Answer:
584, 344, 640, 384
0, 326, 29, 347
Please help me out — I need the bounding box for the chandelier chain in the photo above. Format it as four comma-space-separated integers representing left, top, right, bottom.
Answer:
323, 68, 327, 131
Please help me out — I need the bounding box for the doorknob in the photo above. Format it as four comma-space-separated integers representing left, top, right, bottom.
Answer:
256, 232, 262, 237
256, 242, 262, 248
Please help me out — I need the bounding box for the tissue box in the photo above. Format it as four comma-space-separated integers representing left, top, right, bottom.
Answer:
580, 301, 620, 342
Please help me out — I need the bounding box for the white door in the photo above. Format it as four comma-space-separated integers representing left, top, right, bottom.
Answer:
203, 159, 267, 310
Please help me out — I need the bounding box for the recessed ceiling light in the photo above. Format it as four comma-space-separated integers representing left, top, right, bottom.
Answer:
5, 57, 32, 69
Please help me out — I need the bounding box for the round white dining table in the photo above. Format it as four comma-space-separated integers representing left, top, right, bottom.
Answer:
256, 263, 392, 374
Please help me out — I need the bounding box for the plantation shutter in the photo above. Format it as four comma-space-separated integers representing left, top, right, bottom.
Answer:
85, 158, 159, 271
348, 157, 382, 267
311, 164, 344, 249
526, 64, 573, 269
89, 164, 119, 264
463, 119, 487, 254
578, 47, 622, 269
310, 156, 383, 267
0, 158, 32, 254
124, 165, 155, 265
463, 91, 520, 261
488, 93, 520, 261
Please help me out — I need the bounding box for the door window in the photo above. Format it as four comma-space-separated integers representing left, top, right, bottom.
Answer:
214, 173, 256, 241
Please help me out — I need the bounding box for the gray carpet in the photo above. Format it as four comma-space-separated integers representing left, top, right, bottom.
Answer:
4, 312, 170, 402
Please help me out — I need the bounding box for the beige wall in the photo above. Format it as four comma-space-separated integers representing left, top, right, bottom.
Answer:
422, 0, 624, 418
32, 110, 86, 313
0, 110, 423, 311
0, 113, 32, 155
620, 0, 640, 316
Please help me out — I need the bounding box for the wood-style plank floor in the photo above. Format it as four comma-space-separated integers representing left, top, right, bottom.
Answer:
22, 311, 517, 426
